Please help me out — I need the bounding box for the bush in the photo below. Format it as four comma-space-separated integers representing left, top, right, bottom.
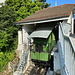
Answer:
0, 51, 15, 72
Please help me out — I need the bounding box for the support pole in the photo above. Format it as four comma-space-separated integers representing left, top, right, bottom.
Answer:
16, 30, 23, 59
17, 30, 23, 50
22, 26, 28, 44
67, 12, 72, 24
22, 26, 28, 51
18, 30, 23, 45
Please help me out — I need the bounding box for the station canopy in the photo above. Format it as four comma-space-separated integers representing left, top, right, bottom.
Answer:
29, 27, 53, 38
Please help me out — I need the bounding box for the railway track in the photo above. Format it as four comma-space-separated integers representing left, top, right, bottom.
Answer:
24, 62, 47, 75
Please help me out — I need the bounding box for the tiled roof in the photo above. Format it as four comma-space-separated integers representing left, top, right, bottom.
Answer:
17, 4, 75, 24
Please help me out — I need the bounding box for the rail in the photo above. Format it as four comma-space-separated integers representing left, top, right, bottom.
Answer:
25, 63, 47, 75
13, 44, 30, 75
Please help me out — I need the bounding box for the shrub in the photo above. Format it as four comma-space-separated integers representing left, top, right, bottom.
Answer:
0, 51, 15, 72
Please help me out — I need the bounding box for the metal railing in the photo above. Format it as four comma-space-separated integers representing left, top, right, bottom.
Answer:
16, 50, 29, 72
13, 44, 30, 75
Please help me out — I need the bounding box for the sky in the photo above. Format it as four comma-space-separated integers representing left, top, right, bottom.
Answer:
0, 0, 6, 3
0, 0, 75, 7
46, 0, 75, 7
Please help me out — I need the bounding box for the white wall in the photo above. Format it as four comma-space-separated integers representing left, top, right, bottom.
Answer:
54, 52, 61, 74
22, 26, 28, 44
67, 12, 72, 24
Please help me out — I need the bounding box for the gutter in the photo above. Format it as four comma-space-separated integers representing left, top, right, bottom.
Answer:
16, 16, 69, 25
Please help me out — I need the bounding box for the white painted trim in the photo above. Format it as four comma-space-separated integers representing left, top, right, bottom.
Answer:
18, 30, 23, 44
22, 26, 28, 44
17, 17, 69, 25
72, 17, 74, 34
67, 12, 72, 24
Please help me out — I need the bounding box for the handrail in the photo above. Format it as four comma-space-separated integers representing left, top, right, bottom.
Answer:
13, 49, 29, 75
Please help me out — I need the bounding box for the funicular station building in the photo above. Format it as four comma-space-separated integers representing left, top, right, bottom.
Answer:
15, 4, 75, 75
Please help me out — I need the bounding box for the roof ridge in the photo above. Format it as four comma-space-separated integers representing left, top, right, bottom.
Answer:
35, 4, 75, 13
64, 4, 75, 5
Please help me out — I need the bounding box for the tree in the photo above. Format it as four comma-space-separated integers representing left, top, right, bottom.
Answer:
5, 0, 50, 21
0, 6, 18, 52
0, 0, 50, 71
0, 6, 18, 71
35, 0, 46, 2
0, 0, 50, 51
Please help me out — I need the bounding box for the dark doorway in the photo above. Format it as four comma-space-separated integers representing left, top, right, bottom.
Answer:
53, 24, 59, 42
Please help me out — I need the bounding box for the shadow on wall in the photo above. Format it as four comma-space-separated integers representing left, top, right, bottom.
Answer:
54, 69, 61, 75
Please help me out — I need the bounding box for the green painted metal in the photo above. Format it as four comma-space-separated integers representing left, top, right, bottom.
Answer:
30, 52, 50, 61
39, 52, 50, 61
30, 31, 56, 62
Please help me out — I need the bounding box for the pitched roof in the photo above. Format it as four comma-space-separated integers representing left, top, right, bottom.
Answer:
17, 4, 75, 24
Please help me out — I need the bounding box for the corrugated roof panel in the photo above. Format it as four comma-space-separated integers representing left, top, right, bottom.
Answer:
29, 27, 53, 38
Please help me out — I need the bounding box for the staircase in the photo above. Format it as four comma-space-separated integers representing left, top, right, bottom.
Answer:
13, 44, 29, 75
17, 50, 29, 71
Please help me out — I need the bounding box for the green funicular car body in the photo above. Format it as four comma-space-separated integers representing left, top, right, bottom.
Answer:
29, 27, 56, 66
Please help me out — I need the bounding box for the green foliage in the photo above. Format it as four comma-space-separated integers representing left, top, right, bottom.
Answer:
5, 0, 50, 21
0, 6, 18, 52
0, 0, 50, 72
34, 0, 46, 2
0, 6, 17, 71
0, 51, 15, 71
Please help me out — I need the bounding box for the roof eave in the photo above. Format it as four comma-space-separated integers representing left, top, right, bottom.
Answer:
16, 16, 69, 25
